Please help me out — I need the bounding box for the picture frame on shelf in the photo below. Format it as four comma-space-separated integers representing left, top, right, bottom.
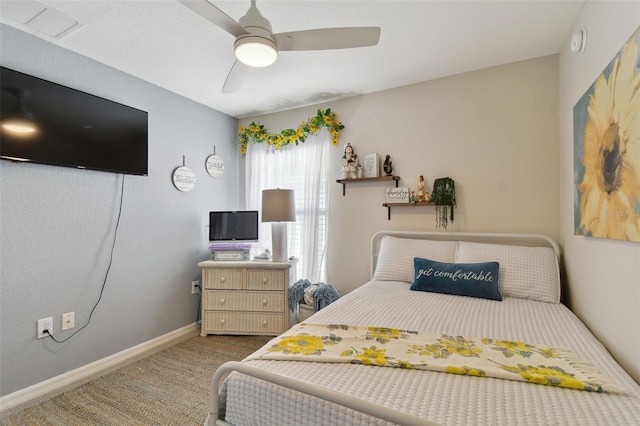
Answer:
386, 186, 409, 203
364, 153, 379, 178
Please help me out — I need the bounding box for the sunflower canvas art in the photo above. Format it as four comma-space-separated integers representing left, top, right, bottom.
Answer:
574, 27, 640, 242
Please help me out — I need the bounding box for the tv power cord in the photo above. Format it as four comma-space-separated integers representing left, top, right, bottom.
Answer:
43, 175, 125, 343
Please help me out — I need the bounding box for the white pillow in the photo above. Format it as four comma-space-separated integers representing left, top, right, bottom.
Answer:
374, 236, 458, 283
455, 241, 560, 303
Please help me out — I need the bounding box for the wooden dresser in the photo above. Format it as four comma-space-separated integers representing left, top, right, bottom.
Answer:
197, 260, 296, 336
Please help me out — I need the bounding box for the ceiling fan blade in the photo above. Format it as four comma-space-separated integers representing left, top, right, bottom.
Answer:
178, 0, 248, 37
222, 60, 250, 93
274, 27, 380, 51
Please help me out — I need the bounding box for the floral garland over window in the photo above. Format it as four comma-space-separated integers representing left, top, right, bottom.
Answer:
238, 109, 344, 154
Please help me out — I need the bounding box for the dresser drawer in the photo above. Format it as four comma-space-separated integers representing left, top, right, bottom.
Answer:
203, 268, 244, 289
247, 269, 285, 290
203, 312, 285, 334
204, 290, 284, 312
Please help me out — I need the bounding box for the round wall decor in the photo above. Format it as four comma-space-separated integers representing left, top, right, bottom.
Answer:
205, 154, 224, 177
172, 166, 196, 192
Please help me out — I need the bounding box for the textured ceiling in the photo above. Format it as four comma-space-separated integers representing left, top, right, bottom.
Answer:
0, 0, 585, 118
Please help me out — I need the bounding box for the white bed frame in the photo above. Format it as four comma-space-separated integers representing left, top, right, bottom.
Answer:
208, 361, 434, 426
206, 231, 561, 426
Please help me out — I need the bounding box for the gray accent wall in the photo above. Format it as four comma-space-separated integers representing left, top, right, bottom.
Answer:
0, 24, 239, 396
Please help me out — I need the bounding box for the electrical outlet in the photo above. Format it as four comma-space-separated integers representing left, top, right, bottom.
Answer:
62, 312, 75, 330
191, 280, 200, 295
37, 317, 53, 339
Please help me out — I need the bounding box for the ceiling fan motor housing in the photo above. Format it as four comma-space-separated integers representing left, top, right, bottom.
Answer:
234, 4, 278, 67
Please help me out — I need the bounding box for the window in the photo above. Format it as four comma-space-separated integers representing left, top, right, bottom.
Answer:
245, 131, 330, 282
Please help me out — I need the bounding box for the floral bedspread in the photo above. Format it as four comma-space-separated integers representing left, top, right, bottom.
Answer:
246, 323, 623, 393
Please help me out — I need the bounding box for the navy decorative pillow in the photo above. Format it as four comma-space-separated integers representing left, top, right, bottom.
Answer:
410, 257, 502, 301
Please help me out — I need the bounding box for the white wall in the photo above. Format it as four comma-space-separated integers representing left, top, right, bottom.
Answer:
559, 2, 640, 382
240, 55, 560, 296
0, 25, 239, 395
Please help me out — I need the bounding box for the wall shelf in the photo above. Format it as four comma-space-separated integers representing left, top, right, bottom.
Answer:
336, 175, 400, 196
382, 201, 433, 220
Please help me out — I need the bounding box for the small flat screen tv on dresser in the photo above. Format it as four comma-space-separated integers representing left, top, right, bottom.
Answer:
209, 211, 259, 242
0, 66, 148, 176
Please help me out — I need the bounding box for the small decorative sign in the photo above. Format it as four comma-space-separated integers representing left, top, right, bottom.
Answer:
173, 166, 196, 192
172, 156, 195, 192
205, 154, 224, 177
364, 153, 378, 178
386, 186, 409, 203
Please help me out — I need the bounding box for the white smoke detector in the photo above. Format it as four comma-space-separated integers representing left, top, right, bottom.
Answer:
570, 28, 587, 53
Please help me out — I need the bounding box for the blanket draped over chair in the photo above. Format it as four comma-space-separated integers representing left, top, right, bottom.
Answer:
289, 280, 340, 312
247, 323, 623, 394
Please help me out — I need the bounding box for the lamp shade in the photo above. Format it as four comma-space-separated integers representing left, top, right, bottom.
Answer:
261, 189, 295, 222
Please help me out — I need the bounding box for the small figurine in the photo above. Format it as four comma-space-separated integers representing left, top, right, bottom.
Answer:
341, 143, 358, 179
418, 175, 425, 201
351, 154, 359, 179
357, 164, 364, 178
383, 155, 393, 176
410, 190, 416, 203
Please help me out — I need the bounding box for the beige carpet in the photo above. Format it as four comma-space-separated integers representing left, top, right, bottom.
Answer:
1, 334, 272, 426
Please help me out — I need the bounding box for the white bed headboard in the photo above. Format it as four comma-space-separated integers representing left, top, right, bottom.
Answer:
370, 231, 561, 278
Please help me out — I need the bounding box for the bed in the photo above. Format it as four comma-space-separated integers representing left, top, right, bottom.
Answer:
206, 231, 640, 425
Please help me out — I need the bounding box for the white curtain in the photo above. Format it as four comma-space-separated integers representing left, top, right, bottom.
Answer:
245, 130, 330, 283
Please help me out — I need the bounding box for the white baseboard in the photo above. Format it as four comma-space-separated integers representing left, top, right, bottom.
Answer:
0, 323, 199, 413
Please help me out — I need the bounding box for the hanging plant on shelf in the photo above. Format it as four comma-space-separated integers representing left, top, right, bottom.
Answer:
238, 109, 344, 154
431, 177, 456, 229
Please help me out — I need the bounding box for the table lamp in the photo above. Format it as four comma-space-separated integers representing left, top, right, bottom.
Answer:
261, 188, 295, 262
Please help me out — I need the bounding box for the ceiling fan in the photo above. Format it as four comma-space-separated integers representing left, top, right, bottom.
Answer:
178, 0, 381, 93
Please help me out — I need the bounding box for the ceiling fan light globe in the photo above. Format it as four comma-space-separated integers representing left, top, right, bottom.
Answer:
234, 36, 278, 67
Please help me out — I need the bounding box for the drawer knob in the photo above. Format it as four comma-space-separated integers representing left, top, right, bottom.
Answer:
220, 298, 226, 304
262, 299, 268, 305
220, 276, 226, 282
220, 318, 226, 325
262, 277, 268, 283
262, 320, 268, 325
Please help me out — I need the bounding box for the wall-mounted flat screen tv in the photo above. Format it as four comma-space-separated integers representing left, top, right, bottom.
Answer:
0, 66, 148, 175
209, 211, 259, 242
